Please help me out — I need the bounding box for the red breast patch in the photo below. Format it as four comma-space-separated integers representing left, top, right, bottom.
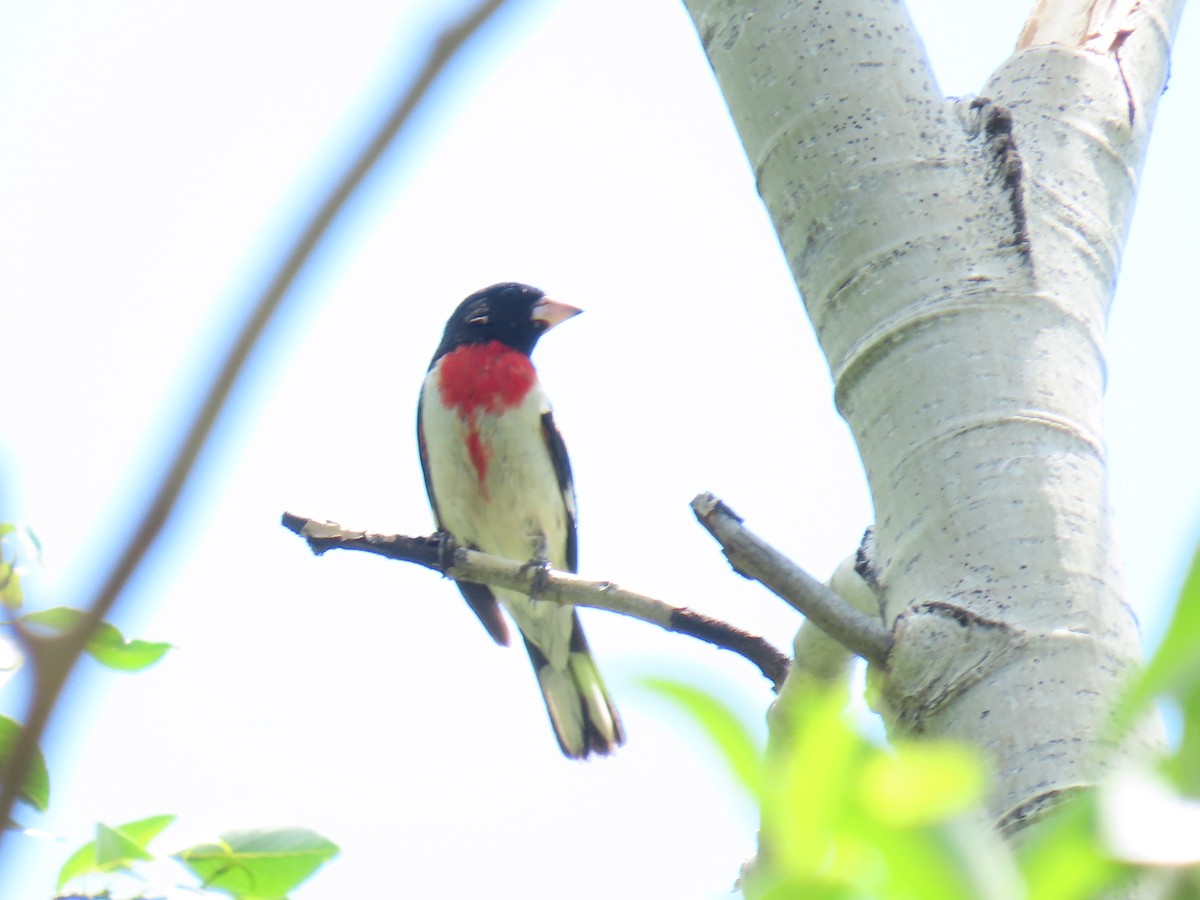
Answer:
436, 341, 537, 416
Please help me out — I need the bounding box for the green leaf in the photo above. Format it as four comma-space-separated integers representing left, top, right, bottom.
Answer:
1163, 684, 1200, 796
0, 560, 22, 610
764, 686, 862, 877
0, 523, 41, 555
1116, 546, 1200, 731
0, 525, 42, 611
84, 621, 172, 671
56, 814, 176, 890
1113, 544, 1200, 798
176, 827, 339, 899
749, 684, 1002, 900
1019, 794, 1128, 900
639, 674, 1005, 900
18, 606, 84, 632
109, 812, 175, 848
1167, 866, 1200, 899
96, 821, 155, 866
8, 524, 42, 558
861, 740, 985, 828
0, 715, 50, 813
18, 607, 172, 672
55, 841, 95, 891
637, 676, 763, 797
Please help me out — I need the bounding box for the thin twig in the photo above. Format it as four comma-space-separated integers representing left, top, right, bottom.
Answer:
0, 0, 512, 846
281, 512, 793, 690
691, 493, 893, 667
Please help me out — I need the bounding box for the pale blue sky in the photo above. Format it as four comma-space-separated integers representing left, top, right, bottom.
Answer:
2, 1, 1197, 897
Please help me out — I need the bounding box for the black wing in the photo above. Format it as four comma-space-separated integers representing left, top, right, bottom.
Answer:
417, 394, 511, 645
541, 410, 578, 574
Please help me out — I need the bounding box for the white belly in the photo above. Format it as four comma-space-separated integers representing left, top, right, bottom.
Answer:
421, 375, 575, 666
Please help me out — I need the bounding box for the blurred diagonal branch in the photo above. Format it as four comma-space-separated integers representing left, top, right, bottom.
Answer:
281, 511, 793, 690
0, 0, 512, 849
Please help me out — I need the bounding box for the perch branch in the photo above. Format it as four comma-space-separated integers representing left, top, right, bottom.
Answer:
691, 493, 893, 667
281, 512, 792, 690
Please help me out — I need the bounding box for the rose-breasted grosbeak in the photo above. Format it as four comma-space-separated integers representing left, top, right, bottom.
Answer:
417, 282, 624, 759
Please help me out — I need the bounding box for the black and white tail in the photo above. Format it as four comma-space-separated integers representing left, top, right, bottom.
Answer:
524, 613, 623, 759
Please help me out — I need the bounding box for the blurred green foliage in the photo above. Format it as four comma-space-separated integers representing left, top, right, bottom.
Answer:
643, 545, 1200, 898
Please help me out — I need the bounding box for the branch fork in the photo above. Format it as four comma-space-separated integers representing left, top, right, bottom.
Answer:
284, 490, 894, 693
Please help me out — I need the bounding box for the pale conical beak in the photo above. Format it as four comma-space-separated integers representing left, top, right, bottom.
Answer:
531, 297, 582, 330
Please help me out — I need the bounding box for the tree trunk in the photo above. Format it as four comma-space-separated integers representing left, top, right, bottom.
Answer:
682, 0, 1182, 838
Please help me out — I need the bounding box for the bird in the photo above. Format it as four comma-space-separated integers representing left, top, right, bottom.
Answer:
417, 282, 624, 759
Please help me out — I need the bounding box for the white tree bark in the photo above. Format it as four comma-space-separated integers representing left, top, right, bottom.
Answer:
682, 0, 1184, 836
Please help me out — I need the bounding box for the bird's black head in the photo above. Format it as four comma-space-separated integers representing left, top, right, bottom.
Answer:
431, 282, 581, 364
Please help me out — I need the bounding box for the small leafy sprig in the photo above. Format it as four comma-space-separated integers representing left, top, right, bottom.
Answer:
1, 524, 339, 900
55, 816, 338, 900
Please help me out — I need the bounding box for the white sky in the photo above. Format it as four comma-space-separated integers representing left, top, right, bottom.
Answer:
2, 1, 1197, 897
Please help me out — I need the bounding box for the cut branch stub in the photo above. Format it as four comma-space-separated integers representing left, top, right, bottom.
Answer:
691, 492, 893, 667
